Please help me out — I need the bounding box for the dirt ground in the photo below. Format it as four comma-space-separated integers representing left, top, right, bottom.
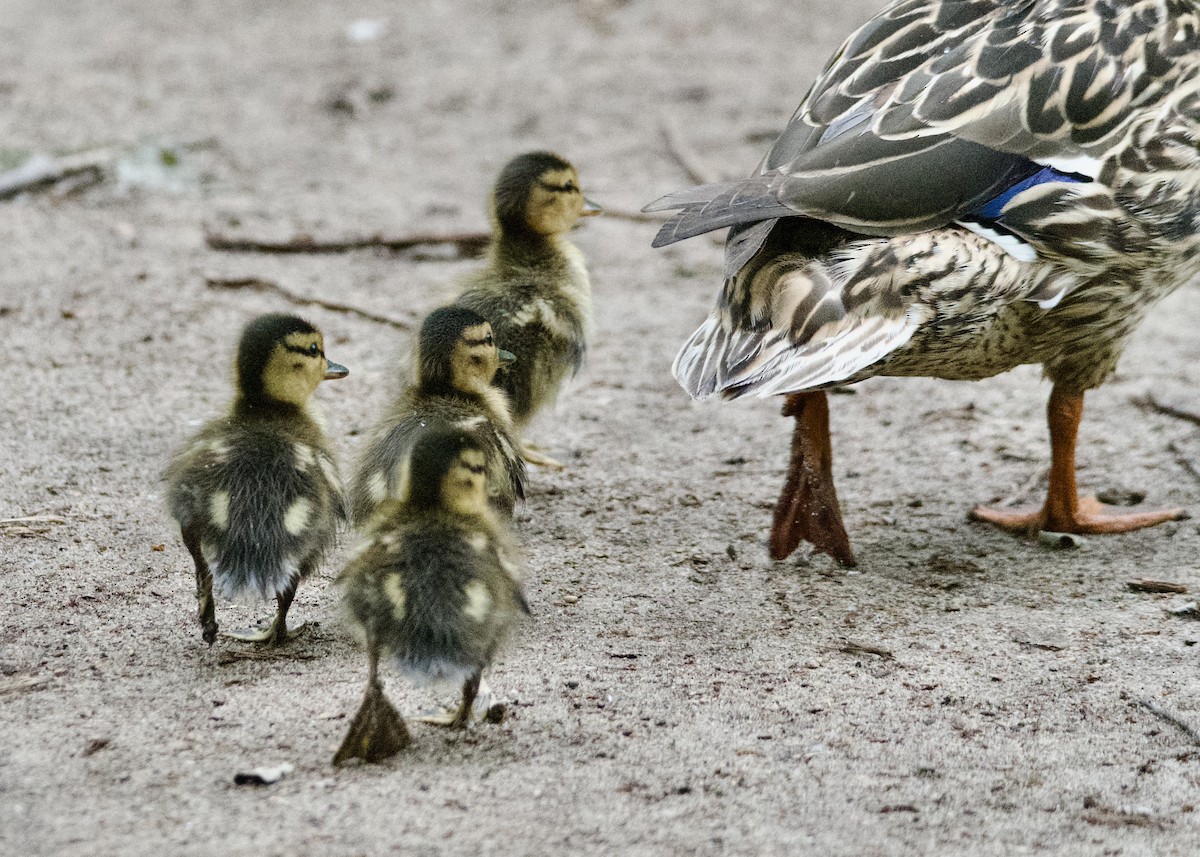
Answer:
3, 1, 1200, 855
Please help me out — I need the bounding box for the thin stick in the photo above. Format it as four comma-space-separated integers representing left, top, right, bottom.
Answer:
0, 676, 51, 695
1137, 698, 1200, 746
1168, 441, 1200, 483
839, 640, 895, 660
0, 150, 116, 201
660, 115, 720, 185
204, 276, 417, 330
204, 228, 491, 257
1127, 579, 1189, 595
995, 465, 1050, 508
1131, 394, 1200, 429
0, 515, 66, 526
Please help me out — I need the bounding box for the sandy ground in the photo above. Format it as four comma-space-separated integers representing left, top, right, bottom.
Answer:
3, 1, 1200, 855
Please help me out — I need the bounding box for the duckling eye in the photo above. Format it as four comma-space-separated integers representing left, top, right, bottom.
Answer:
308, 342, 320, 356
484, 333, 494, 346
564, 181, 578, 193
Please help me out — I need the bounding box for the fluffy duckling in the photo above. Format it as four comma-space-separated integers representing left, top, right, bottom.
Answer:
350, 305, 525, 524
165, 313, 348, 645
453, 151, 600, 467
334, 428, 528, 764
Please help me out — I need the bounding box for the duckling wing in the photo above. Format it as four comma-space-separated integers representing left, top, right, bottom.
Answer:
674, 227, 1076, 400
649, 0, 1198, 267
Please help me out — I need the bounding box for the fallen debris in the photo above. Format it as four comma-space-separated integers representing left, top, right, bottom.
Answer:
81, 738, 111, 757
1136, 698, 1200, 746
1132, 393, 1200, 429
1166, 601, 1200, 619
0, 675, 51, 695
1037, 531, 1086, 550
839, 640, 895, 661
204, 275, 418, 330
1127, 579, 1189, 595
204, 228, 490, 258
0, 150, 115, 201
217, 648, 318, 665
660, 115, 721, 185
233, 763, 294, 786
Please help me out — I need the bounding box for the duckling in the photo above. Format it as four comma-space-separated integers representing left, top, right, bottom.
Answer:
647, 0, 1200, 562
334, 427, 528, 764
350, 305, 525, 524
453, 151, 601, 468
165, 313, 348, 645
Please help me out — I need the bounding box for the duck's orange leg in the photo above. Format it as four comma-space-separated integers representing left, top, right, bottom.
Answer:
971, 385, 1186, 535
770, 391, 857, 566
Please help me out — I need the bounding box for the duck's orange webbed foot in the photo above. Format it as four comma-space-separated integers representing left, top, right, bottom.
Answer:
971, 496, 1185, 536
971, 385, 1186, 538
770, 391, 857, 567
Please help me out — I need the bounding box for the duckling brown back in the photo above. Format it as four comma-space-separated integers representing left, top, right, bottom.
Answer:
454, 151, 599, 429
350, 306, 525, 524
165, 313, 348, 644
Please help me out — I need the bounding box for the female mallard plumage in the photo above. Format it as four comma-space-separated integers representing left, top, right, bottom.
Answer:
350, 306, 525, 524
334, 428, 528, 764
165, 314, 349, 645
648, 0, 1200, 564
454, 151, 601, 467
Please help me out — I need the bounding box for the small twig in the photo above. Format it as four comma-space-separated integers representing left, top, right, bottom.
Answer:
839, 640, 895, 660
204, 276, 417, 330
204, 228, 491, 258
1136, 698, 1200, 746
0, 149, 116, 201
1131, 393, 1200, 429
1127, 579, 1189, 595
0, 675, 51, 695
995, 465, 1050, 508
217, 649, 318, 665
660, 115, 720, 185
602, 205, 667, 224
1167, 441, 1200, 483
0, 515, 66, 526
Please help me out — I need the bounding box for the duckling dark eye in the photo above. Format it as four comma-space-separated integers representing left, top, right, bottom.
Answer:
484, 333, 494, 346
308, 342, 320, 356
564, 181, 578, 193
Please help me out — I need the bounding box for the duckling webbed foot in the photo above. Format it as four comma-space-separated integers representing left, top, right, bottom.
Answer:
222, 583, 304, 645
418, 670, 483, 729
770, 392, 856, 566
971, 386, 1186, 537
333, 678, 411, 765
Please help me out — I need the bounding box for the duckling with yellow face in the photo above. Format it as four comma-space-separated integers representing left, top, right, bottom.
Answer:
453, 151, 600, 468
350, 305, 525, 524
334, 428, 528, 764
165, 314, 348, 646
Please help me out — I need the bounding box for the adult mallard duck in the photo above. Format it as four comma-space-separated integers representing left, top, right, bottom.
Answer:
165, 314, 349, 644
647, 0, 1200, 565
454, 151, 601, 468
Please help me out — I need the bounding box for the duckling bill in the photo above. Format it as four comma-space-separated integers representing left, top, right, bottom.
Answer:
165, 313, 348, 645
454, 151, 600, 468
335, 428, 528, 765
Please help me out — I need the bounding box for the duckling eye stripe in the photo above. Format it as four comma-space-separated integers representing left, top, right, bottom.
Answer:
537, 181, 573, 193
284, 344, 323, 357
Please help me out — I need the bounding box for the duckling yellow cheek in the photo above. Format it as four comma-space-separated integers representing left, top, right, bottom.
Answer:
209, 491, 230, 530
284, 497, 312, 536
463, 581, 492, 623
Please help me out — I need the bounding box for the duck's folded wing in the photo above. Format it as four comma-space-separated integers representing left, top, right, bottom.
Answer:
649, 0, 1198, 255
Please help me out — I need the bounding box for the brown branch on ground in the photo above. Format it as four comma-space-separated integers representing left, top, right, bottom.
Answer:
204, 276, 418, 330
203, 228, 491, 258
217, 649, 319, 665
1131, 393, 1200, 428
1127, 579, 1189, 595
0, 515, 67, 526
1136, 698, 1200, 746
660, 115, 721, 185
0, 150, 115, 201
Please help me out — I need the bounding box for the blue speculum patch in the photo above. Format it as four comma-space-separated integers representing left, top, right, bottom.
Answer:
971, 165, 1087, 223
